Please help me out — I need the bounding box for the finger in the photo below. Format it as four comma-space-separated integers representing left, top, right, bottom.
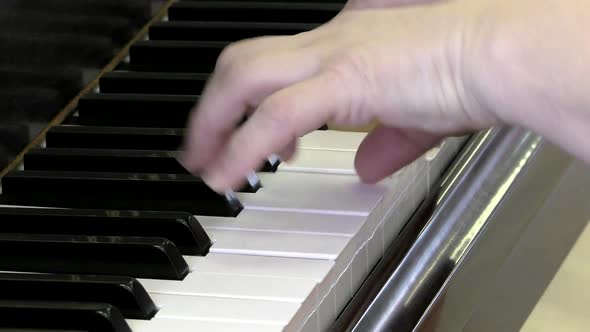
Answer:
179, 48, 322, 173
278, 139, 298, 162
201, 71, 352, 192
354, 125, 442, 183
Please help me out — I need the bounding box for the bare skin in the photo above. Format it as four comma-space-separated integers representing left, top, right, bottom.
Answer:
179, 0, 590, 192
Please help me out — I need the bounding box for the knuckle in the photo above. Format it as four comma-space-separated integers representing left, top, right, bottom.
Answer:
323, 50, 376, 124
215, 41, 265, 84
325, 50, 373, 87
216, 42, 243, 70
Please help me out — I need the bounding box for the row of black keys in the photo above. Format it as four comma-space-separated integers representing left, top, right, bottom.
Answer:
0, 1, 342, 285
0, 2, 351, 331
1, 0, 343, 279
119, 1, 345, 72
0, 272, 155, 331
0, 0, 161, 171
0, 208, 199, 330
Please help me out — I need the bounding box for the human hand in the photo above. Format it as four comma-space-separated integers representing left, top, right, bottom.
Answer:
180, 0, 590, 192
344, 0, 436, 10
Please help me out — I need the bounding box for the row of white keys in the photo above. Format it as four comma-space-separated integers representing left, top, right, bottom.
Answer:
201, 131, 421, 331
128, 131, 374, 331
131, 130, 443, 331
200, 209, 365, 237
133, 254, 338, 330
141, 175, 387, 329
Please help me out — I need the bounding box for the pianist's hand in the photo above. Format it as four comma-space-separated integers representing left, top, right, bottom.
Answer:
180, 0, 590, 192
344, 0, 437, 10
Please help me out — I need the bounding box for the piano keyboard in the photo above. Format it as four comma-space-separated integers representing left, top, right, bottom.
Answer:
0, 0, 162, 172
0, 1, 465, 331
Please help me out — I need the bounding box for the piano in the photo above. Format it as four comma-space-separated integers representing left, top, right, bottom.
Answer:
1, 1, 589, 332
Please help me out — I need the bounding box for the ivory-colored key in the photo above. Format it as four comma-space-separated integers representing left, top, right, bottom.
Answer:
197, 209, 365, 236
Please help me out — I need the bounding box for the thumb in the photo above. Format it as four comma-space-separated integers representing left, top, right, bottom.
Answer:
355, 125, 442, 183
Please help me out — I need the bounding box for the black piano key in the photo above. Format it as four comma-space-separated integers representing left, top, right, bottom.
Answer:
0, 273, 156, 320
22, 148, 261, 192
0, 66, 84, 100
167, 2, 341, 24
0, 10, 136, 46
149, 21, 317, 42
0, 31, 114, 68
76, 93, 198, 127
46, 126, 185, 151
3, 0, 155, 26
0, 233, 189, 280
0, 207, 211, 256
44, 126, 281, 172
0, 88, 64, 122
0, 123, 30, 170
0, 301, 130, 332
1, 170, 244, 217
0, 123, 30, 154
24, 148, 185, 173
100, 71, 208, 95
129, 40, 227, 72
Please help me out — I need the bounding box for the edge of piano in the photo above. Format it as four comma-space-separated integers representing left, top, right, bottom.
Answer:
330, 127, 590, 332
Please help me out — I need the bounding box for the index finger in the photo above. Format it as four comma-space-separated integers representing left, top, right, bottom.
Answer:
200, 69, 361, 192
179, 48, 321, 173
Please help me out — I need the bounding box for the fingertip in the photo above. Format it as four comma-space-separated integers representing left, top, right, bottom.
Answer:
354, 151, 386, 184
201, 168, 231, 194
278, 139, 298, 162
353, 128, 388, 183
354, 126, 441, 184
177, 139, 210, 174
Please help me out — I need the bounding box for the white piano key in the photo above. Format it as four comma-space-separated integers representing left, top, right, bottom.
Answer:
317, 290, 338, 332
278, 149, 357, 175
128, 318, 282, 332
351, 243, 370, 293
183, 253, 334, 281
197, 209, 365, 236
150, 293, 300, 326
381, 169, 427, 254
300, 311, 320, 332
239, 172, 388, 216
208, 228, 349, 260
333, 263, 353, 315
139, 272, 318, 303
299, 130, 367, 151
367, 222, 385, 271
